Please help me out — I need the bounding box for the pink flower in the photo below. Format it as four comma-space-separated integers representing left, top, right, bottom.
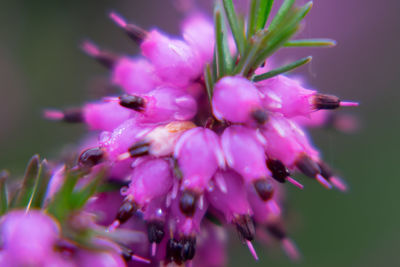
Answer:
207, 170, 252, 223
174, 127, 224, 195
181, 13, 215, 65
112, 57, 160, 95
141, 30, 202, 87
84, 101, 132, 131
0, 210, 60, 266
212, 76, 266, 124
99, 118, 153, 161
124, 158, 173, 208
257, 75, 358, 117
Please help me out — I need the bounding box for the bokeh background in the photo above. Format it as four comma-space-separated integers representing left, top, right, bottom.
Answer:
0, 0, 399, 266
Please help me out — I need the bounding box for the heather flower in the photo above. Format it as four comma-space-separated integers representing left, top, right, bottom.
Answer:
0, 210, 130, 267
0, 0, 359, 266
123, 158, 173, 209
75, 238, 126, 267
257, 75, 358, 117
174, 128, 224, 194
0, 210, 60, 266
99, 118, 153, 161
112, 58, 161, 95
181, 13, 215, 64
192, 222, 227, 267
213, 76, 266, 124
44, 101, 132, 131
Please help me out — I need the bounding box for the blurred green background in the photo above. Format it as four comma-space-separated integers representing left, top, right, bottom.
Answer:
0, 0, 399, 266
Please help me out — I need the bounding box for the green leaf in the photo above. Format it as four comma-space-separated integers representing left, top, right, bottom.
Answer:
268, 0, 295, 31
0, 170, 9, 215
237, 37, 262, 76
284, 38, 336, 47
253, 56, 312, 81
254, 24, 299, 68
212, 49, 218, 81
246, 0, 259, 39
14, 155, 40, 208
204, 64, 214, 101
252, 1, 313, 70
222, 0, 245, 55
215, 9, 226, 77
290, 1, 313, 26
46, 168, 79, 222
30, 160, 52, 209
71, 169, 105, 210
256, 0, 274, 30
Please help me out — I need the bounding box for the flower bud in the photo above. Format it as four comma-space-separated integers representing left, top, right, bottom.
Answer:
213, 76, 264, 124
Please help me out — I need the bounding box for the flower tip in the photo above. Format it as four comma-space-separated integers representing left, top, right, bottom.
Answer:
315, 174, 332, 189
267, 200, 281, 216
330, 176, 349, 192
109, 11, 127, 28
106, 220, 120, 232
246, 240, 259, 261
43, 109, 64, 120
286, 176, 304, 190
151, 242, 157, 257
282, 238, 301, 261
340, 101, 359, 107
81, 40, 100, 57
131, 254, 151, 264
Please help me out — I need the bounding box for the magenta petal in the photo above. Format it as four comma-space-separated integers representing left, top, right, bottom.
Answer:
212, 76, 262, 123
174, 127, 224, 193
221, 125, 270, 182
141, 30, 202, 87
112, 57, 160, 95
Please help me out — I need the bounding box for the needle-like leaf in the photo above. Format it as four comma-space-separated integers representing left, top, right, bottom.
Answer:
285, 38, 336, 47
253, 56, 312, 81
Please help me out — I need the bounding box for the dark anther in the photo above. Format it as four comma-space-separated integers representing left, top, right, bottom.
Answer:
181, 236, 196, 261
121, 248, 133, 261
251, 109, 268, 124
166, 238, 183, 264
267, 224, 286, 240
295, 154, 321, 178
179, 190, 198, 217
317, 161, 333, 180
146, 220, 165, 244
267, 159, 290, 183
95, 51, 119, 69
124, 24, 148, 44
119, 94, 145, 111
313, 93, 341, 110
78, 147, 105, 168
254, 179, 274, 201
63, 108, 84, 123
54, 240, 77, 256
116, 199, 137, 224
234, 214, 255, 241
128, 141, 150, 157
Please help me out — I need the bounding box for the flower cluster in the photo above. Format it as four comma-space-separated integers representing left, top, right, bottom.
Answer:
0, 1, 358, 266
